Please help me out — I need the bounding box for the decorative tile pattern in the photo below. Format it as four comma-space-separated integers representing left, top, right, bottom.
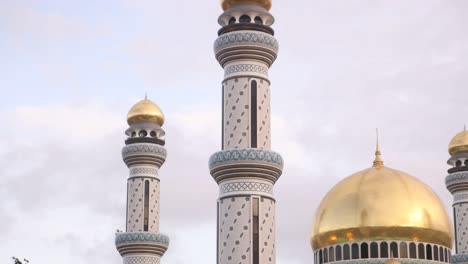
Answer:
115, 232, 170, 246
214, 31, 279, 52
130, 167, 158, 176
127, 178, 145, 232
122, 144, 167, 157
256, 80, 271, 149
209, 149, 283, 168
453, 254, 468, 263
260, 198, 275, 264
454, 192, 468, 203
225, 64, 268, 76
220, 182, 273, 194
445, 172, 468, 185
219, 197, 251, 264
455, 203, 468, 253
124, 256, 160, 264
223, 78, 250, 149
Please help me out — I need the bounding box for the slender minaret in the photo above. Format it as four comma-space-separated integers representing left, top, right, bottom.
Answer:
115, 97, 169, 264
209, 1, 284, 264
445, 127, 468, 264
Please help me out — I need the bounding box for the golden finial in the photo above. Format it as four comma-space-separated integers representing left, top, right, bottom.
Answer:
373, 128, 384, 168
145, 91, 148, 100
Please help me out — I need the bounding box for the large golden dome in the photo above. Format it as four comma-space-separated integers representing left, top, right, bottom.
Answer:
311, 150, 452, 250
127, 97, 165, 126
448, 127, 468, 155
221, 0, 272, 10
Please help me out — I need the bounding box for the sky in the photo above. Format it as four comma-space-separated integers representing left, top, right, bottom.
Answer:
1, 0, 467, 263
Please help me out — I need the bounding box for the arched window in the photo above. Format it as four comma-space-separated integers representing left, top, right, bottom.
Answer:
409, 243, 417, 259
139, 130, 147, 137
444, 248, 448, 263
319, 249, 323, 264
370, 242, 379, 258
439, 247, 444, 262
426, 244, 432, 260
254, 16, 263, 24
351, 243, 359, 259
465, 159, 468, 166
329, 247, 335, 262
343, 244, 350, 260
456, 160, 462, 167
143, 180, 150, 231
361, 243, 369, 259
250, 80, 258, 148
418, 243, 425, 259
228, 17, 236, 25
400, 242, 408, 258
335, 245, 342, 261
324, 248, 328, 263
433, 246, 438, 261
150, 131, 157, 137
390, 242, 398, 258
239, 15, 251, 23
380, 242, 389, 258
131, 131, 136, 137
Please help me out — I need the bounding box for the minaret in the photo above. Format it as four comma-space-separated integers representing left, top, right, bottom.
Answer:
115, 97, 169, 264
209, 1, 284, 264
445, 127, 468, 263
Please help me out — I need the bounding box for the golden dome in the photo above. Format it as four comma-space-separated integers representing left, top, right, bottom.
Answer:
127, 97, 165, 126
448, 127, 468, 155
311, 148, 453, 250
221, 0, 272, 10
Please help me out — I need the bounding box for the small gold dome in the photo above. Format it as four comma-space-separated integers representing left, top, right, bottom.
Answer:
448, 127, 468, 155
127, 97, 165, 126
311, 155, 452, 249
221, 0, 272, 10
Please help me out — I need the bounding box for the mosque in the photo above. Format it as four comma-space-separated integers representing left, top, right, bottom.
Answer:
112, 0, 468, 264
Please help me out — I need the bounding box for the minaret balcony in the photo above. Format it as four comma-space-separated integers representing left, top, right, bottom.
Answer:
115, 232, 169, 257
209, 148, 283, 184
122, 143, 167, 168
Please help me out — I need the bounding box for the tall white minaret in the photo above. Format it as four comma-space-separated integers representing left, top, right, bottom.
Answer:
446, 127, 468, 264
209, 1, 284, 264
115, 97, 169, 264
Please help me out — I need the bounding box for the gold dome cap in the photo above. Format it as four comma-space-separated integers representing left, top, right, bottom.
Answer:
222, 0, 272, 10
311, 142, 453, 250
127, 96, 165, 126
448, 126, 468, 155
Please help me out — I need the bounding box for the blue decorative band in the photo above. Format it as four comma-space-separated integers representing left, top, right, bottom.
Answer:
209, 148, 283, 169
446, 172, 468, 185
453, 254, 468, 263
214, 31, 279, 52
115, 232, 170, 246
122, 144, 167, 157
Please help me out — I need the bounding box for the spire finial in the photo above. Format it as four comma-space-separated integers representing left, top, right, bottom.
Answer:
373, 128, 384, 168
464, 124, 466, 131
145, 91, 148, 100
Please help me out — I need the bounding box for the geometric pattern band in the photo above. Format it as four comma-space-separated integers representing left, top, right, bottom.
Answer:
224, 64, 268, 76
454, 192, 468, 203
129, 167, 158, 176
124, 256, 160, 264
220, 181, 273, 195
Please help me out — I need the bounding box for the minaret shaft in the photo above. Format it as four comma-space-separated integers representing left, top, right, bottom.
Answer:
126, 165, 161, 233
222, 75, 271, 150
210, 3, 283, 264
116, 103, 169, 264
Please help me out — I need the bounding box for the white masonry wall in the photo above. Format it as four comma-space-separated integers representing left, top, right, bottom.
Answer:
222, 74, 271, 150
126, 165, 160, 233
454, 191, 468, 253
